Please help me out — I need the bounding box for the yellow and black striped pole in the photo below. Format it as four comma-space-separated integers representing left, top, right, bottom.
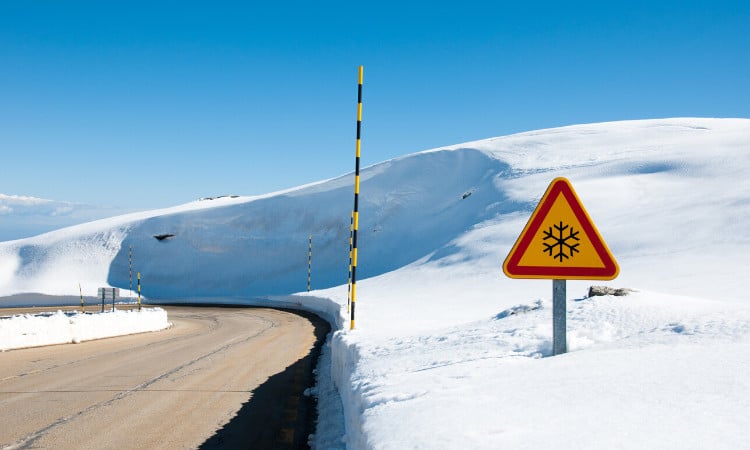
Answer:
350, 65, 363, 330
347, 212, 353, 313
307, 234, 313, 292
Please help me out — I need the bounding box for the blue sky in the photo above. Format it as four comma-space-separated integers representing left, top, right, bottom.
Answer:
1, 1, 749, 239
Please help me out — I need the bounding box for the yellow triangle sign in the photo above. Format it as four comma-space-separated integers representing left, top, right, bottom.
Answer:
503, 177, 619, 280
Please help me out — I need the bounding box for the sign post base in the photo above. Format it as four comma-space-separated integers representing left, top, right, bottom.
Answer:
553, 279, 567, 355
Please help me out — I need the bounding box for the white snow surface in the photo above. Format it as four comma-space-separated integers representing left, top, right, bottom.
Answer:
1, 118, 749, 448
0, 307, 171, 351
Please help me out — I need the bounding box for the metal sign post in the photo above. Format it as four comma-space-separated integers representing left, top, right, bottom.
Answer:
97, 287, 119, 313
552, 279, 567, 355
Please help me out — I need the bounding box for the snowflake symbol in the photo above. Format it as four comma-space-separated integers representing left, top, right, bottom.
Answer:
542, 221, 580, 262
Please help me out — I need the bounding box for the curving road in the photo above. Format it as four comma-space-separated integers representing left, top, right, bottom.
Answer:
0, 305, 329, 449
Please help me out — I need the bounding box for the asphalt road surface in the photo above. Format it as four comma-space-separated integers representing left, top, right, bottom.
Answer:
0, 305, 329, 449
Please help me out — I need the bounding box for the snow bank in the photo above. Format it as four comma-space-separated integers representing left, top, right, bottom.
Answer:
0, 308, 171, 351
326, 292, 750, 449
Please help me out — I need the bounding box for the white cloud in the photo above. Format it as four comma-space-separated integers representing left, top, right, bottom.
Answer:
0, 193, 53, 206
0, 193, 129, 241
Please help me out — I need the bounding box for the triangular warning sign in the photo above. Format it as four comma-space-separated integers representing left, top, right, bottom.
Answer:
503, 177, 619, 280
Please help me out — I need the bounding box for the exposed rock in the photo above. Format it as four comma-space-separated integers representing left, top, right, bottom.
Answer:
588, 286, 634, 297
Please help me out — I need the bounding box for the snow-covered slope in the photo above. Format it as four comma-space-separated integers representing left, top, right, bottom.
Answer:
2, 118, 746, 303
0, 147, 511, 299
2, 118, 749, 449
4, 118, 746, 303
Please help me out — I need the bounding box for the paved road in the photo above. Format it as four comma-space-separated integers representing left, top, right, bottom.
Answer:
0, 305, 329, 449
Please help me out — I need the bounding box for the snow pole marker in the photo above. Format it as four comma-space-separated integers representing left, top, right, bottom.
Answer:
307, 234, 313, 292
137, 272, 141, 311
79, 283, 85, 312
129, 245, 133, 301
347, 212, 353, 314
350, 65, 363, 330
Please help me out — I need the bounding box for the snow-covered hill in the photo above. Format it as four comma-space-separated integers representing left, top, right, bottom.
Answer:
2, 118, 749, 449
0, 145, 512, 299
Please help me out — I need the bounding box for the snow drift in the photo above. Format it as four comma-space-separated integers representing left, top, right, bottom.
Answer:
0, 308, 171, 351
0, 144, 518, 299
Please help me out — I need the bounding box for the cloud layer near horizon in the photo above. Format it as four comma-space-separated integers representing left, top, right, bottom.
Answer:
0, 193, 126, 241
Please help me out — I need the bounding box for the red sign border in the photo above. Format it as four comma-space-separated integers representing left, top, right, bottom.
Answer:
503, 177, 619, 280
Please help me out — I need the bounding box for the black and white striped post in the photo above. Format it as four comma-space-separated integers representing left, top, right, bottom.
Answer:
137, 272, 141, 311
350, 66, 363, 330
79, 283, 85, 312
307, 234, 313, 292
129, 245, 133, 301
